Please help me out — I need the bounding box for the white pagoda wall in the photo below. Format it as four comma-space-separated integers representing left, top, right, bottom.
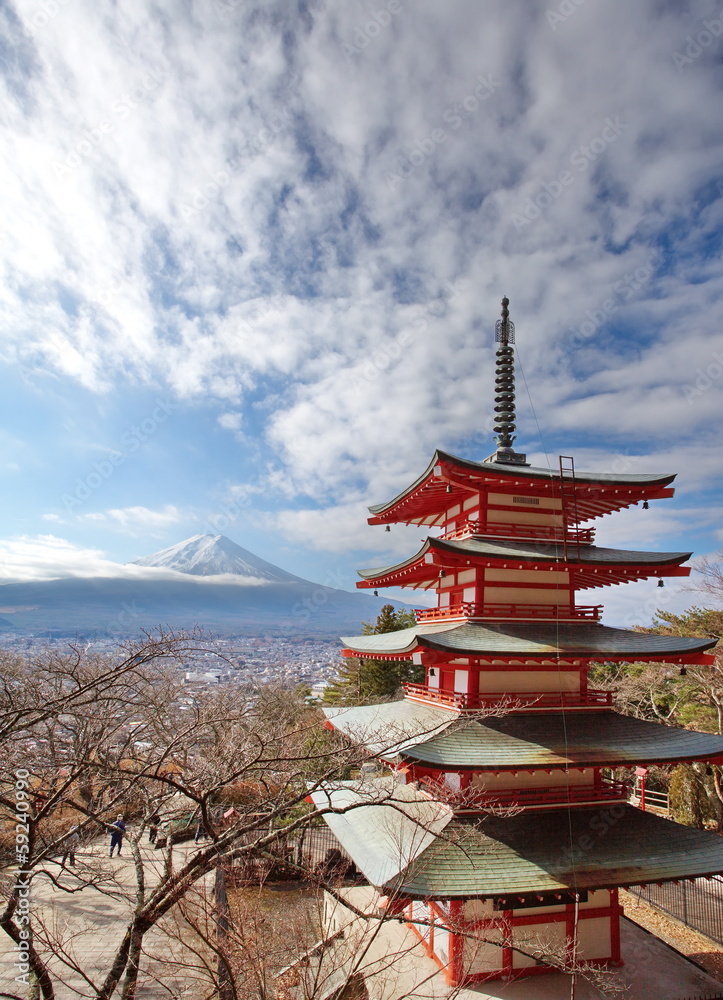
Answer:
460, 890, 615, 979
470, 768, 593, 790
476, 669, 580, 693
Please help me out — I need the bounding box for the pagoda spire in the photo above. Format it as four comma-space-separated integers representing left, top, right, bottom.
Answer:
489, 296, 527, 465
494, 296, 516, 448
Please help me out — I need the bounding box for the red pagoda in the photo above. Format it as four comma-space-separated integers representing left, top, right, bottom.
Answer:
313, 298, 723, 986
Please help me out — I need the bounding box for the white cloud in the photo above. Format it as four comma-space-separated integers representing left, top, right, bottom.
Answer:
78, 505, 184, 535
0, 534, 269, 585
0, 534, 125, 582
1, 0, 722, 567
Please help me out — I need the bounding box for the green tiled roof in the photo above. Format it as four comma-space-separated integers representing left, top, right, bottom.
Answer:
403, 711, 723, 769
368, 449, 676, 516
313, 781, 723, 898
388, 806, 723, 898
340, 621, 716, 659
324, 702, 723, 769
308, 779, 453, 887
358, 537, 691, 580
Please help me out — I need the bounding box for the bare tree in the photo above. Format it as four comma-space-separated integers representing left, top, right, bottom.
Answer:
0, 634, 632, 999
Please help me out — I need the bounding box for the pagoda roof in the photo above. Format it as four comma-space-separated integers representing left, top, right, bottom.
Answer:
340, 620, 717, 663
324, 703, 723, 769
368, 450, 676, 525
324, 699, 454, 758
310, 781, 723, 898
357, 537, 691, 589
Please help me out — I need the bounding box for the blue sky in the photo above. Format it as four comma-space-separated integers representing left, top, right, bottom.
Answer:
1, 0, 722, 626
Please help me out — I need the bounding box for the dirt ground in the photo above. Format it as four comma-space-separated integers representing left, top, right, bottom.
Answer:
620, 888, 723, 984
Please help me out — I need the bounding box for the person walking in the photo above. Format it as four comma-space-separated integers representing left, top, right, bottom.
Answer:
109, 815, 126, 857
148, 813, 160, 845
61, 825, 80, 867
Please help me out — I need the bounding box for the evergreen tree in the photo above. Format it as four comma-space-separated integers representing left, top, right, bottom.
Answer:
324, 604, 422, 705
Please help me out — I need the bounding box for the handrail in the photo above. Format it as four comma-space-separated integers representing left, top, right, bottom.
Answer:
402, 683, 614, 710
413, 602, 603, 623
478, 780, 629, 808
421, 777, 629, 810
439, 519, 596, 545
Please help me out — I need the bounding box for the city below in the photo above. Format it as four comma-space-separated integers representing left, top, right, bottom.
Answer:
0, 626, 344, 699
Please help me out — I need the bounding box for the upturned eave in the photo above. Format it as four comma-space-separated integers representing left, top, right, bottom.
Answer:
367, 450, 677, 526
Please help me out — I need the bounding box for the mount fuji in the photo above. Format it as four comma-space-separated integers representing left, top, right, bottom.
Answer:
131, 534, 306, 582
0, 534, 410, 637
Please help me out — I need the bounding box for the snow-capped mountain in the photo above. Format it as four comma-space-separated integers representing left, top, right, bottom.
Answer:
130, 534, 303, 583
0, 534, 413, 636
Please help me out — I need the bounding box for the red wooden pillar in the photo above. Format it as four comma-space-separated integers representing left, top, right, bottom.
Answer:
610, 888, 622, 965
446, 900, 465, 985
580, 663, 589, 701
636, 766, 648, 810
565, 901, 577, 966
502, 909, 514, 977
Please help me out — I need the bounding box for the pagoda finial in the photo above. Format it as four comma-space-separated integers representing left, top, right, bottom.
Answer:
488, 297, 528, 465
494, 296, 516, 449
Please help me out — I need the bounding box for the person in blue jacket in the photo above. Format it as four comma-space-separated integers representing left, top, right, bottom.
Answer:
109, 815, 126, 857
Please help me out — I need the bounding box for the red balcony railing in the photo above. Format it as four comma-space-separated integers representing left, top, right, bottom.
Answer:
413, 602, 603, 623
402, 683, 614, 712
439, 519, 596, 545
458, 779, 629, 811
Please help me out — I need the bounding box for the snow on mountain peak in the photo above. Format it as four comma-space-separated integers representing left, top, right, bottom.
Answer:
130, 534, 301, 582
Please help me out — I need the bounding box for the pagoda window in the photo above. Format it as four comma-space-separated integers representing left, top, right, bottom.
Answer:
440, 669, 456, 692
439, 591, 450, 607
462, 494, 480, 511
446, 504, 461, 519
462, 586, 476, 603
427, 666, 440, 689
458, 568, 475, 585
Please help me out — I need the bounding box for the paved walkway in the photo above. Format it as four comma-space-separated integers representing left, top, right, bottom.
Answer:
0, 839, 212, 999
4, 848, 723, 1000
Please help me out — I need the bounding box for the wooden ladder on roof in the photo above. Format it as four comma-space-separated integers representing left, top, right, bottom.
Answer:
558, 456, 581, 562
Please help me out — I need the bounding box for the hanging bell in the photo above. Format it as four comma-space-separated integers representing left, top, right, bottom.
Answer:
657, 579, 664, 588
385, 525, 391, 532
642, 501, 649, 510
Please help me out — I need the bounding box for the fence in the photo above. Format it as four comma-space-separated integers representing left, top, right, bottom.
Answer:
226, 825, 359, 885
631, 875, 723, 944
676, 995, 723, 999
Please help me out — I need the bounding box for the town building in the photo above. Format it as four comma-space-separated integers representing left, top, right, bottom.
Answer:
311, 298, 723, 986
